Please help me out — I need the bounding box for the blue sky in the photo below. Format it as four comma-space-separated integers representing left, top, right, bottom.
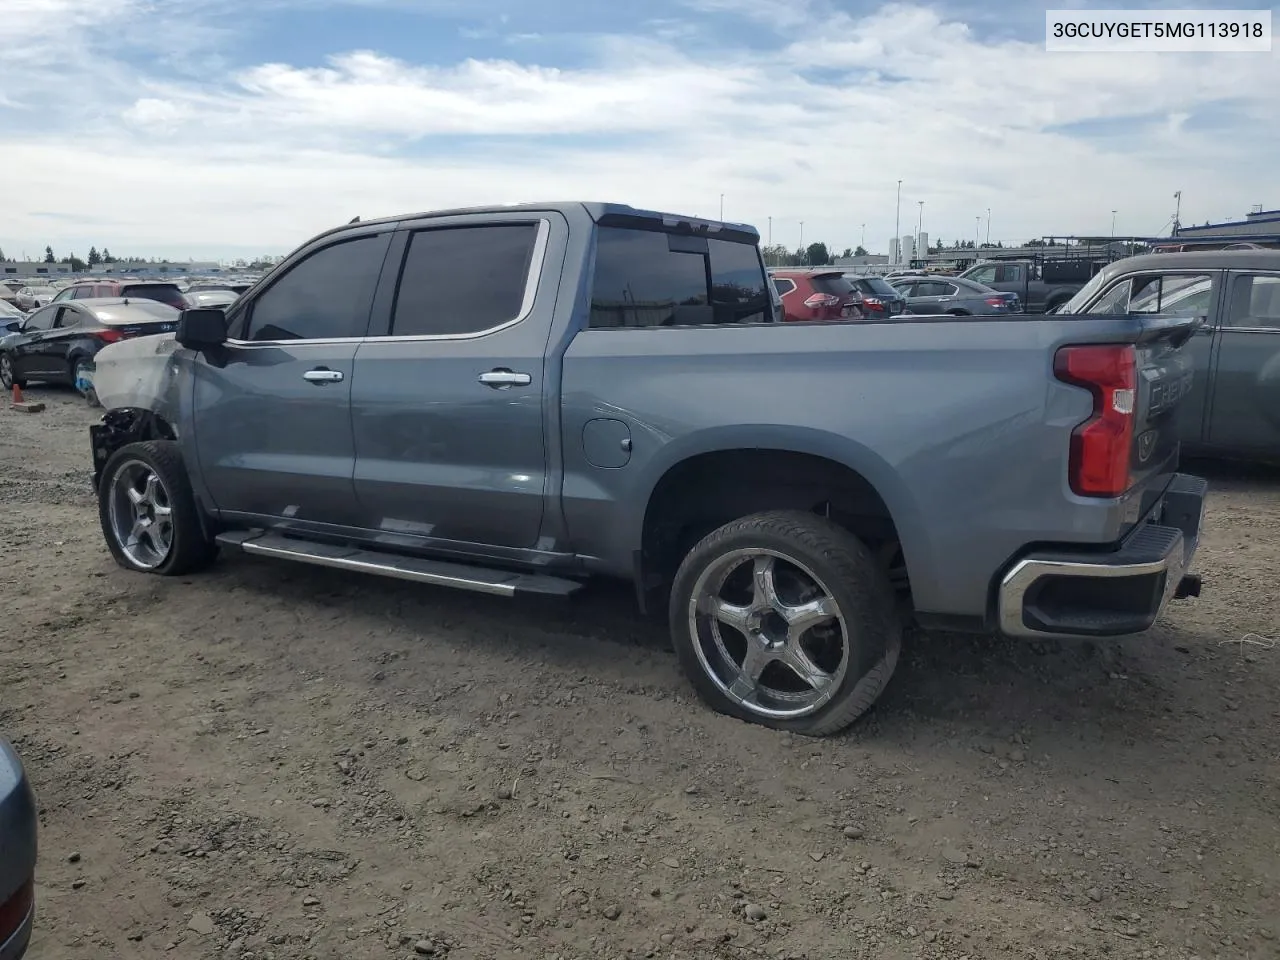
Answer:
1, 0, 1277, 261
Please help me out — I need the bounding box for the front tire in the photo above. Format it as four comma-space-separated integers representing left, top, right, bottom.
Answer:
0, 352, 25, 390
669, 510, 901, 736
98, 440, 218, 575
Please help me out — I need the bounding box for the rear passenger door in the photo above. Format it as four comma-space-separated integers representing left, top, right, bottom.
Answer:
348, 214, 561, 549
191, 230, 393, 525
1206, 271, 1280, 456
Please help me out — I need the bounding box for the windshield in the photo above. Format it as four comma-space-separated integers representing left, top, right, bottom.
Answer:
1057, 269, 1110, 313
811, 275, 858, 296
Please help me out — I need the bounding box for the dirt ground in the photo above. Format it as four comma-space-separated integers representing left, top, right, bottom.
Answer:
2, 386, 1278, 960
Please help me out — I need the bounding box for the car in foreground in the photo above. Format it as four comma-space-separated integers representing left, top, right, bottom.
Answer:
0, 738, 37, 960
769, 268, 864, 321
86, 201, 1206, 737
1056, 249, 1280, 463
0, 298, 180, 393
889, 275, 1022, 315
52, 279, 189, 311
842, 274, 907, 318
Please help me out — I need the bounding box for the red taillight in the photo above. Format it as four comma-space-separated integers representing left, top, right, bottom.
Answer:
97, 328, 127, 343
985, 296, 1006, 307
1054, 344, 1136, 497
803, 293, 840, 309
0, 878, 33, 943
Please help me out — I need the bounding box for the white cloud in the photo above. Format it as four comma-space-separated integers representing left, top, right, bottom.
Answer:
1, 0, 1276, 259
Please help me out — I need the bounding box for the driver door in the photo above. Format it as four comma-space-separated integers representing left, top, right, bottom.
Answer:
8, 306, 59, 380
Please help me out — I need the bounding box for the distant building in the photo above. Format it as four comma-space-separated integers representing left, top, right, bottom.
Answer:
888, 238, 901, 265
0, 261, 76, 278
1171, 206, 1280, 242
900, 235, 917, 262
917, 232, 929, 257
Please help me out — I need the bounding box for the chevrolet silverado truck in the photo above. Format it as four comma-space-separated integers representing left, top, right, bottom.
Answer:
86, 202, 1207, 736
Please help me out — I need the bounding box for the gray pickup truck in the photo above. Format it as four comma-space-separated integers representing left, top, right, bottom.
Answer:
959, 258, 1099, 313
1057, 250, 1280, 463
87, 202, 1207, 736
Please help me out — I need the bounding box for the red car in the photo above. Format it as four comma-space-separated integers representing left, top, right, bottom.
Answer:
769, 269, 864, 322
51, 279, 189, 311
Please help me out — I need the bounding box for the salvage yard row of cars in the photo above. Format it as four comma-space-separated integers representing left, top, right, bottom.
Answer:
6, 201, 1280, 956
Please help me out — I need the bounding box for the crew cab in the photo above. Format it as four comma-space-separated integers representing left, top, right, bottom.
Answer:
1057, 250, 1280, 463
86, 202, 1207, 736
959, 258, 1100, 313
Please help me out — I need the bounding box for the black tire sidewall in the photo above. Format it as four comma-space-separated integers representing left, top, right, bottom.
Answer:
668, 511, 900, 734
97, 440, 214, 576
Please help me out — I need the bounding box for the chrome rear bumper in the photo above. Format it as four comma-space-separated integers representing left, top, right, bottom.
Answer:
998, 474, 1207, 639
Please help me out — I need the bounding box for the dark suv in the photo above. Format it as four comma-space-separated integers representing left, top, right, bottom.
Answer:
52, 279, 189, 311
844, 275, 907, 318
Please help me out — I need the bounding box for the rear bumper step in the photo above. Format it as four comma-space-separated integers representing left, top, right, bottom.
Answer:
998, 474, 1207, 639
215, 531, 583, 599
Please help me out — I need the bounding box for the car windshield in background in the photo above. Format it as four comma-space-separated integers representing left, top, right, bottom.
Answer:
857, 277, 901, 298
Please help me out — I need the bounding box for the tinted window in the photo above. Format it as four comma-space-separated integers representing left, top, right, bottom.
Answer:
1129, 274, 1213, 316
53, 307, 82, 328
122, 284, 187, 309
246, 235, 388, 342
772, 277, 796, 296
22, 306, 57, 331
708, 238, 769, 324
810, 275, 857, 296
391, 224, 538, 337
1226, 274, 1280, 329
854, 277, 901, 298
913, 281, 949, 297
589, 228, 710, 329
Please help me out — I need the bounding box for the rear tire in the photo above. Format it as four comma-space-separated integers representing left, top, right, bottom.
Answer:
98, 440, 218, 576
668, 510, 901, 736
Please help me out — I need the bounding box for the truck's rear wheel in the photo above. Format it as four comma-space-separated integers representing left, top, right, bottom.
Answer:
98, 440, 218, 576
669, 510, 901, 736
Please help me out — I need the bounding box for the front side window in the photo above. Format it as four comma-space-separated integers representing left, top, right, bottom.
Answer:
1226, 274, 1280, 329
391, 223, 539, 337
966, 265, 997, 285
772, 277, 796, 296
589, 227, 769, 329
22, 306, 56, 331
245, 234, 388, 342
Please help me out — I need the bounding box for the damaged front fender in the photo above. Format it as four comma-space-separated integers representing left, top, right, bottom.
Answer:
88, 334, 184, 489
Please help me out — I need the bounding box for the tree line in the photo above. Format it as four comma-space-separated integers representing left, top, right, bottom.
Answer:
0, 246, 283, 273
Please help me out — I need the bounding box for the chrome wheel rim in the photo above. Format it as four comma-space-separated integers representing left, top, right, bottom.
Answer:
107, 460, 175, 569
0, 355, 12, 388
687, 548, 850, 719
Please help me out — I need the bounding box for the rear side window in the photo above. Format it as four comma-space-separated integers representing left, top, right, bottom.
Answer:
245, 234, 389, 342
391, 223, 539, 337
855, 277, 901, 298
1226, 274, 1280, 329
589, 227, 770, 328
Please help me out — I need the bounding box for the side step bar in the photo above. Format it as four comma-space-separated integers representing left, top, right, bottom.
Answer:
215, 531, 583, 599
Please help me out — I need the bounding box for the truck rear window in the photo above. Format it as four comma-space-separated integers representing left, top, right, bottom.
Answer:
589, 227, 771, 328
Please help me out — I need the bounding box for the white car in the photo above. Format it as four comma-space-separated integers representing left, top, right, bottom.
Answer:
14, 286, 57, 311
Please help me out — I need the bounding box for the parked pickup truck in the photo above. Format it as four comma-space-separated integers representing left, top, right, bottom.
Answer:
959, 258, 1100, 313
1057, 250, 1280, 464
86, 202, 1208, 736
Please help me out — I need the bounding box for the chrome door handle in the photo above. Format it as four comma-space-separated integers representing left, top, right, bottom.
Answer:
478, 369, 532, 388
303, 368, 344, 384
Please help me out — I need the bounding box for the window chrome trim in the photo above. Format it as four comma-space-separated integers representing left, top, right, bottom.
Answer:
224, 218, 552, 347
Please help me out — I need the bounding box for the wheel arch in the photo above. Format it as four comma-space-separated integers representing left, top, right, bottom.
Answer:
91, 407, 180, 489
631, 426, 929, 607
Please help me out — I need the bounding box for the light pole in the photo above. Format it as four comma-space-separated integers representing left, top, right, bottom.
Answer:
893, 180, 902, 264
860, 223, 865, 250
767, 216, 772, 246
986, 208, 991, 245
1111, 209, 1116, 242
799, 221, 805, 263
916, 201, 924, 239
974, 216, 980, 247
719, 194, 724, 221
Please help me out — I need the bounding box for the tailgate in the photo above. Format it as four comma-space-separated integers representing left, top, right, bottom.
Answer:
1128, 317, 1197, 493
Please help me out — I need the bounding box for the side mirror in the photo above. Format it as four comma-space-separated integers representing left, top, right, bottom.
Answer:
176, 308, 228, 349
3, 320, 20, 333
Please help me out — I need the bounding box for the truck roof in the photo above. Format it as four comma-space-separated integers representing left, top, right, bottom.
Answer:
312, 202, 760, 245
1106, 250, 1280, 272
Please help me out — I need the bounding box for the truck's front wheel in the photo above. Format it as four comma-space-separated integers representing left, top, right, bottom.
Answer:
98, 440, 218, 576
669, 510, 901, 736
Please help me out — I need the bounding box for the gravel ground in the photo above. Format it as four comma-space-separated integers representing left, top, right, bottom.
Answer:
2, 386, 1279, 960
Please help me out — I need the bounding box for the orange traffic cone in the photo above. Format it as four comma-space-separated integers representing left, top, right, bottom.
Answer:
10, 382, 43, 412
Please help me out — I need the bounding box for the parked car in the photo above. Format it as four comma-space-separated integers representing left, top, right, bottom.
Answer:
185, 289, 238, 310
889, 275, 1022, 315
1057, 250, 1280, 463
0, 283, 23, 309
0, 299, 24, 323
0, 298, 181, 393
842, 275, 907, 317
769, 268, 864, 321
86, 201, 1206, 736
14, 286, 57, 312
958, 258, 1100, 313
52, 279, 189, 311
0, 738, 37, 960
